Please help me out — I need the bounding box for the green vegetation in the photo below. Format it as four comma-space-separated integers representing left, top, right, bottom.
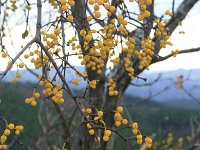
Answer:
0, 82, 40, 149
0, 82, 199, 149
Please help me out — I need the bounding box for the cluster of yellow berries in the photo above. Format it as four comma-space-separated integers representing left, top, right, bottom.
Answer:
102, 129, 112, 142
145, 137, 153, 148
137, 0, 152, 21
165, 10, 173, 17
41, 78, 65, 104
0, 123, 24, 150
60, 0, 75, 11
82, 105, 152, 147
25, 76, 65, 106
82, 30, 93, 44
67, 36, 78, 51
79, 30, 105, 73
132, 122, 139, 134
154, 19, 173, 48
41, 28, 60, 49
67, 32, 107, 74
117, 16, 128, 35
123, 37, 136, 79
10, 0, 17, 11
171, 49, 179, 57
25, 90, 40, 107
8, 62, 24, 73
66, 36, 83, 63
12, 72, 22, 83
114, 106, 128, 127
102, 21, 119, 65
31, 52, 49, 69
22, 49, 49, 70
88, 0, 106, 18
132, 122, 152, 148
137, 38, 154, 70
104, 3, 116, 17
88, 80, 98, 89
84, 107, 113, 142
108, 79, 118, 96
87, 124, 112, 142
59, 0, 74, 22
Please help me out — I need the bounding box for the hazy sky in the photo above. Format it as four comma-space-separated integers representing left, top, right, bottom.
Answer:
1, 0, 200, 71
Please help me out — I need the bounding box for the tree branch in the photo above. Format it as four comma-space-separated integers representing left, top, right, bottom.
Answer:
153, 47, 200, 63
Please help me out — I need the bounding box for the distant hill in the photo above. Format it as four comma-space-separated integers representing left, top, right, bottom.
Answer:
1, 67, 200, 109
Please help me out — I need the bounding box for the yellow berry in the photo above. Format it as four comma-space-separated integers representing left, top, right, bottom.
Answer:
33, 92, 40, 98
87, 123, 92, 129
0, 135, 7, 143
116, 106, 123, 113
137, 14, 144, 21
86, 108, 92, 114
54, 28, 61, 35
39, 80, 44, 86
94, 4, 99, 11
122, 119, 128, 125
132, 122, 138, 129
144, 10, 150, 17
94, 116, 100, 121
12, 77, 18, 83
145, 137, 152, 144
16, 73, 22, 78
87, 16, 93, 22
146, 0, 152, 5
88, 0, 95, 5
146, 143, 152, 148
4, 129, 10, 136
97, 111, 103, 117
15, 130, 20, 135
115, 121, 121, 127
19, 125, 24, 131
2, 145, 7, 150
1, 52, 8, 58
72, 79, 80, 86
67, 15, 73, 22
18, 63, 25, 68
31, 101, 37, 107
60, 0, 67, 5
96, 137, 100, 142
137, 139, 142, 144
85, 34, 92, 42
8, 123, 15, 130
132, 129, 138, 134
103, 135, 109, 142
95, 11, 101, 18
137, 135, 143, 140
89, 129, 95, 135
69, 0, 75, 6
104, 130, 111, 136
109, 6, 116, 13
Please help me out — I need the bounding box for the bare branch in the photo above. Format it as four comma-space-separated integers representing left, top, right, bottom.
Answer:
153, 47, 200, 63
